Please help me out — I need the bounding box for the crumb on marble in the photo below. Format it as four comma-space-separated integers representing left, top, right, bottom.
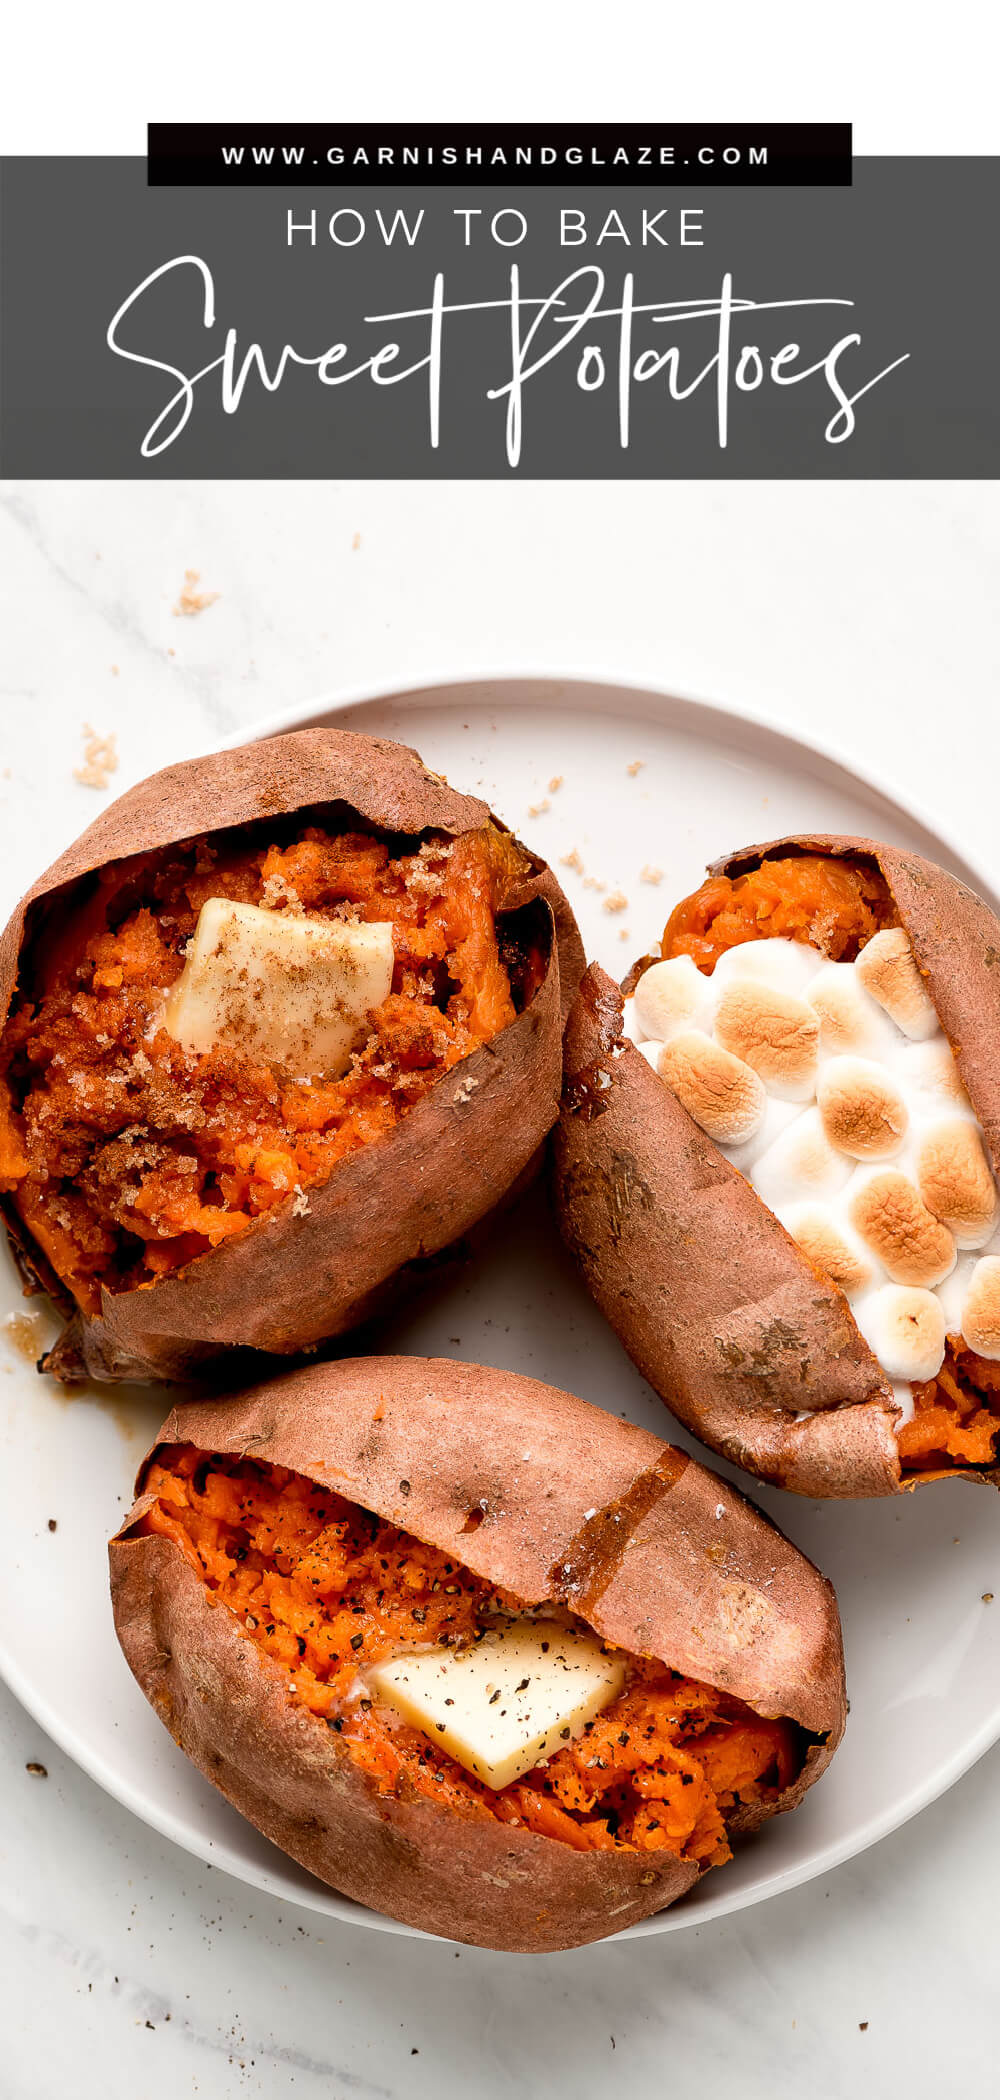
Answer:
528, 798, 550, 818
626, 759, 645, 777
352, 531, 362, 551
173, 568, 220, 618
25, 1762, 47, 1778
548, 775, 564, 793
603, 890, 628, 914
583, 875, 606, 893
561, 848, 584, 874
640, 865, 663, 885
74, 724, 119, 791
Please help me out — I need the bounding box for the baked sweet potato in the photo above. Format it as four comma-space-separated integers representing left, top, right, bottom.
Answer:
554, 836, 1000, 1497
0, 729, 583, 1384
109, 1355, 845, 1951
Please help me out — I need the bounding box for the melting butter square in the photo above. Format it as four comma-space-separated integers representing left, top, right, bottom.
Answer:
163, 898, 394, 1077
368, 1619, 625, 1791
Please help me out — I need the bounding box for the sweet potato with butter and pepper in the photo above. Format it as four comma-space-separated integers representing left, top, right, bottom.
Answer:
555, 835, 1000, 1498
0, 728, 582, 1383
109, 1356, 845, 1951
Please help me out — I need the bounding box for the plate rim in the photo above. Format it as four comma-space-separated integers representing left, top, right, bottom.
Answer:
5, 663, 1000, 1948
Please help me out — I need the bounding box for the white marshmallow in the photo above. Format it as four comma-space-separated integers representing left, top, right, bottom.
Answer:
632, 955, 714, 1045
848, 1169, 956, 1289
714, 980, 819, 1102
916, 1117, 998, 1249
817, 1056, 909, 1161
807, 961, 898, 1059
655, 1030, 767, 1146
779, 1201, 876, 1299
892, 1381, 916, 1427
961, 1257, 1000, 1361
752, 1107, 853, 1211
892, 1037, 974, 1118
720, 1095, 802, 1175
852, 1284, 946, 1384
636, 1038, 664, 1071
937, 1249, 979, 1337
856, 928, 939, 1040
711, 936, 823, 999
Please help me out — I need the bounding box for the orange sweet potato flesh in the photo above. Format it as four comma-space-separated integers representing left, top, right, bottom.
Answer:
140, 1444, 798, 1866
0, 730, 584, 1383
109, 1356, 845, 1950
661, 855, 895, 972
556, 834, 1000, 1498
0, 823, 524, 1316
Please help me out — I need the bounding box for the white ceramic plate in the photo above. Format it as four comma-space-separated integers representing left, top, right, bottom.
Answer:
3, 673, 1000, 1945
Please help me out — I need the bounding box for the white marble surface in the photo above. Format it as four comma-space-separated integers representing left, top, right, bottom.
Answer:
2, 478, 999, 2096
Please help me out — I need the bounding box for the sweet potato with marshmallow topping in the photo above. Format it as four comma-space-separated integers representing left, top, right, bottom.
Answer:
554, 836, 1000, 1497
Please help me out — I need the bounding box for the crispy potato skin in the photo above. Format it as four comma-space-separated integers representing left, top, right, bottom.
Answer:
110, 1358, 844, 1951
554, 836, 1000, 1499
0, 730, 584, 1384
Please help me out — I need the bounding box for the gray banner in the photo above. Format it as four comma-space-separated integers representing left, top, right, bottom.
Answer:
0, 158, 994, 476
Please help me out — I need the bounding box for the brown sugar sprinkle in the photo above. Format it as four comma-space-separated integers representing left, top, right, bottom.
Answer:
626, 760, 645, 777
74, 724, 119, 791
561, 848, 584, 874
603, 891, 628, 915
173, 568, 220, 618
641, 865, 663, 886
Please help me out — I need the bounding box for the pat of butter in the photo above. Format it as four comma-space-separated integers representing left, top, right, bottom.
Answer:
368, 1619, 625, 1791
162, 898, 394, 1077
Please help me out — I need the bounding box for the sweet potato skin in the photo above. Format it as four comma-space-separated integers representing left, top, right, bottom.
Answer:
109, 1356, 845, 1952
0, 729, 584, 1384
554, 836, 1000, 1499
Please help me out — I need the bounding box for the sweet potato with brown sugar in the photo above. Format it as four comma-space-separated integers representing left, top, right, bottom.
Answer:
554, 835, 1000, 1498
109, 1355, 845, 1951
0, 729, 583, 1384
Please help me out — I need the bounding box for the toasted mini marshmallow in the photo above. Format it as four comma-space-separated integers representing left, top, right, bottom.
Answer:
806, 962, 897, 1058
781, 1203, 875, 1298
656, 1031, 767, 1146
817, 1056, 909, 1161
855, 928, 938, 1040
916, 1119, 998, 1248
720, 1094, 802, 1175
893, 1037, 973, 1116
633, 955, 713, 1045
711, 936, 822, 998
752, 1107, 853, 1211
961, 1256, 1000, 1360
849, 1171, 956, 1288
713, 981, 819, 1102
852, 1283, 946, 1383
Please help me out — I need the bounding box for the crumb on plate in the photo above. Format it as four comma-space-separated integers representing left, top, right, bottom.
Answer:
173, 568, 220, 618
74, 724, 118, 791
